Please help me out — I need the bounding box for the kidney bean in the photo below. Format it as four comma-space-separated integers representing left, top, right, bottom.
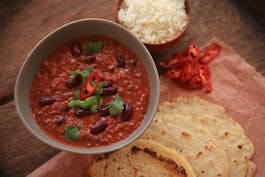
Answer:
102, 81, 113, 88
102, 84, 118, 95
75, 108, 91, 117
121, 103, 133, 121
131, 59, 136, 66
85, 55, 96, 63
70, 42, 82, 57
90, 121, 108, 135
56, 115, 66, 126
100, 105, 109, 116
65, 74, 82, 88
116, 55, 125, 68
39, 96, 56, 106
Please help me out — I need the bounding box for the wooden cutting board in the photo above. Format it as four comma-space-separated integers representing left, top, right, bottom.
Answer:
28, 38, 265, 177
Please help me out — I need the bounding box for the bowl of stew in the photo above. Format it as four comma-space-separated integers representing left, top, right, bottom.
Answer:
14, 18, 159, 154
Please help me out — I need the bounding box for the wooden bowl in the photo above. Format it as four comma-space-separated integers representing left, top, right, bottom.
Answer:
115, 0, 191, 53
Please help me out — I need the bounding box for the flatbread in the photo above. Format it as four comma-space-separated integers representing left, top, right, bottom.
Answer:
246, 161, 256, 177
141, 113, 229, 177
88, 139, 196, 177
156, 97, 255, 177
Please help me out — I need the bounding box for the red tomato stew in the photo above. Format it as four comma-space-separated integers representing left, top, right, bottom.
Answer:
29, 36, 150, 147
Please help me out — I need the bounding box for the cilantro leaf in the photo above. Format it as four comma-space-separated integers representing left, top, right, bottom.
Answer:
70, 67, 93, 82
81, 96, 102, 110
68, 99, 82, 108
108, 95, 124, 116
84, 40, 104, 54
74, 90, 80, 99
65, 126, 80, 141
94, 82, 103, 95
68, 95, 103, 113
90, 97, 103, 113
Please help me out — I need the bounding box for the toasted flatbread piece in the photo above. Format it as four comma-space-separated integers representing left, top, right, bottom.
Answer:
246, 161, 256, 177
157, 97, 255, 177
88, 139, 196, 177
142, 113, 229, 177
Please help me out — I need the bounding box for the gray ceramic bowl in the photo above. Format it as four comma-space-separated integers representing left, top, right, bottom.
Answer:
14, 18, 160, 154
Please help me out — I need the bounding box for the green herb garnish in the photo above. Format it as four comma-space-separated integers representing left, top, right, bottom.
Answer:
73, 90, 80, 99
94, 82, 103, 95
65, 126, 80, 141
70, 67, 93, 82
84, 40, 104, 54
68, 95, 103, 113
108, 95, 124, 116
90, 96, 103, 113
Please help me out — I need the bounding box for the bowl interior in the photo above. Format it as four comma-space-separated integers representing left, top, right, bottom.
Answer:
15, 18, 160, 154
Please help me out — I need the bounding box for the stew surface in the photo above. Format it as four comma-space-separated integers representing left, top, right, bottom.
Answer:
29, 36, 150, 147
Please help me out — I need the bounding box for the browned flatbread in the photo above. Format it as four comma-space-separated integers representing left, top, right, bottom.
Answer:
88, 139, 196, 177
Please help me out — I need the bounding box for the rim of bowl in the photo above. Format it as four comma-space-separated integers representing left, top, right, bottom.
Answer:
115, 0, 191, 52
14, 18, 160, 154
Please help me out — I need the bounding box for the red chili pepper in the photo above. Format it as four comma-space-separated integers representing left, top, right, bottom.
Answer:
184, 42, 200, 60
199, 69, 212, 92
199, 43, 221, 64
161, 41, 221, 92
178, 64, 201, 89
160, 52, 184, 69
80, 72, 100, 100
166, 68, 182, 79
160, 58, 178, 69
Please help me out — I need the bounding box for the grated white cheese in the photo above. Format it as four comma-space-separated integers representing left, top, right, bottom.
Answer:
118, 0, 188, 44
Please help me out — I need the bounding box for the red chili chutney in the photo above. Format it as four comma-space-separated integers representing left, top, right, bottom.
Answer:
29, 36, 150, 147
